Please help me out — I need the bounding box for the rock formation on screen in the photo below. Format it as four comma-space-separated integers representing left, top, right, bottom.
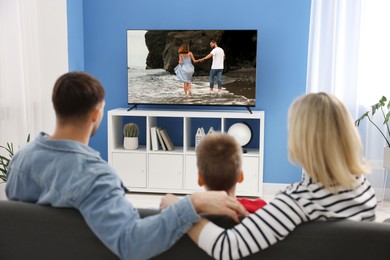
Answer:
144, 30, 257, 76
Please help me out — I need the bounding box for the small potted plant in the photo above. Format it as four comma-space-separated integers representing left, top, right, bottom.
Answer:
123, 123, 139, 150
355, 96, 390, 168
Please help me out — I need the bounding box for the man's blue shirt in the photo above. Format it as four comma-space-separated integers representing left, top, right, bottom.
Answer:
6, 132, 200, 259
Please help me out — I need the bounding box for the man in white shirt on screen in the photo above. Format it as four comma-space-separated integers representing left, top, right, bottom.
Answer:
200, 40, 225, 94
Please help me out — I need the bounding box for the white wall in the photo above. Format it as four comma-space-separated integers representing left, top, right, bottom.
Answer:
35, 0, 69, 134
0, 0, 68, 146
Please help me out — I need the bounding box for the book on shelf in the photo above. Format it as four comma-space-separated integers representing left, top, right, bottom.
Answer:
156, 127, 167, 151
159, 128, 175, 151
150, 127, 159, 151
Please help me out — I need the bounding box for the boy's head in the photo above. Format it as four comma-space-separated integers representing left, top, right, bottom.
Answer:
196, 133, 243, 193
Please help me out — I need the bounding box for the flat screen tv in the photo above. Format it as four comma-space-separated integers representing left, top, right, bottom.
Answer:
127, 30, 257, 108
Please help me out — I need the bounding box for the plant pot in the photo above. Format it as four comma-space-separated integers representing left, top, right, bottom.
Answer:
124, 137, 138, 150
0, 182, 7, 200
384, 146, 390, 169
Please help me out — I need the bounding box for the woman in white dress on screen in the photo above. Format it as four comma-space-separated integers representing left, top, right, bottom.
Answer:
174, 43, 199, 96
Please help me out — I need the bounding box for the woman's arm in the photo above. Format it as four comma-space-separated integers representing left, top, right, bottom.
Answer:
178, 54, 183, 64
189, 52, 198, 63
187, 193, 307, 260
188, 218, 209, 242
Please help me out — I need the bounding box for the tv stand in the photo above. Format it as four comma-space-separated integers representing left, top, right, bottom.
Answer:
107, 108, 265, 196
127, 105, 138, 111
246, 106, 253, 114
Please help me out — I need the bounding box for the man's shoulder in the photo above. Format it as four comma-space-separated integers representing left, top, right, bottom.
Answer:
211, 47, 224, 55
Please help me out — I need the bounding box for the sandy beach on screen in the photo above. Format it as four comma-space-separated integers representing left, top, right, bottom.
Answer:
222, 68, 256, 99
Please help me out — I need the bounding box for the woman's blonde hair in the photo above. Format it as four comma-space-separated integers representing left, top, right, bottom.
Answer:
288, 92, 369, 189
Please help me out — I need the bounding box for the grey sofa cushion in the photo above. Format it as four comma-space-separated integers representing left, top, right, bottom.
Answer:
1, 200, 390, 260
0, 200, 118, 259
154, 214, 390, 260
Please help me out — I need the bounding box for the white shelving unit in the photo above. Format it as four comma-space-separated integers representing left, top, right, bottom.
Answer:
107, 108, 265, 196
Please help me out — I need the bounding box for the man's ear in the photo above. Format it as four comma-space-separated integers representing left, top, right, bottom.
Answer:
198, 172, 205, 187
90, 107, 101, 122
237, 170, 244, 183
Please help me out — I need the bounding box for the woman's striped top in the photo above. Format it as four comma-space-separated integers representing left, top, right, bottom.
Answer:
198, 174, 377, 260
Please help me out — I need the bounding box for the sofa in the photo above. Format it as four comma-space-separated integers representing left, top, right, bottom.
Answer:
0, 200, 390, 260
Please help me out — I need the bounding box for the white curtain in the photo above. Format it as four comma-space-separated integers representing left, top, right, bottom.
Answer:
0, 0, 68, 148
307, 0, 390, 196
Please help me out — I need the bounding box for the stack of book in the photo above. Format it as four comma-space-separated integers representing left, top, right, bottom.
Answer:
150, 127, 175, 151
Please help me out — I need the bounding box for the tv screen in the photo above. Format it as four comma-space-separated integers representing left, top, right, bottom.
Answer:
127, 30, 257, 107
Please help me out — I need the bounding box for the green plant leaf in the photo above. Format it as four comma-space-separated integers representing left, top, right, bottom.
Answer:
380, 96, 387, 104
0, 134, 30, 182
385, 111, 390, 124
7, 143, 14, 155
355, 111, 369, 126
372, 103, 380, 115
355, 96, 390, 147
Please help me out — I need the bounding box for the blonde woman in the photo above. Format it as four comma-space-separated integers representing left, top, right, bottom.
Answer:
162, 92, 377, 259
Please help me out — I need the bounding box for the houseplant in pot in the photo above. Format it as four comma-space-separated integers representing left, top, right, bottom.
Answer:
355, 96, 390, 168
123, 123, 139, 150
0, 134, 31, 199
0, 142, 14, 184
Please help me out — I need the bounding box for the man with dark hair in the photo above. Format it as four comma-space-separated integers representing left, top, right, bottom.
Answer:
200, 40, 225, 94
6, 71, 246, 259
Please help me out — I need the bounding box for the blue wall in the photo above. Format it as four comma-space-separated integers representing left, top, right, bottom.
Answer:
67, 0, 84, 71
67, 0, 311, 184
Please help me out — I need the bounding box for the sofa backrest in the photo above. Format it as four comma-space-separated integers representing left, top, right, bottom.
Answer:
1, 200, 390, 260
0, 200, 118, 259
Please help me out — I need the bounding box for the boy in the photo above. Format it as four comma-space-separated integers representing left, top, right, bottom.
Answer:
196, 133, 266, 213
